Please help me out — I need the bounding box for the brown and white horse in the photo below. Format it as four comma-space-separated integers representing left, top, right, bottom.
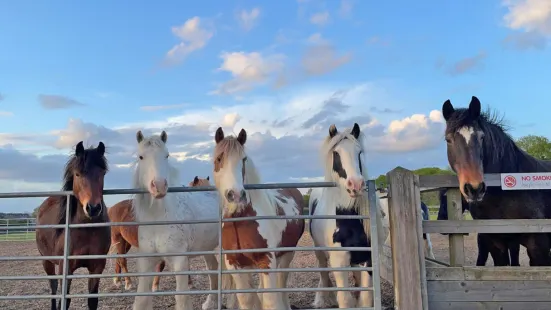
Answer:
108, 176, 211, 291
213, 127, 305, 310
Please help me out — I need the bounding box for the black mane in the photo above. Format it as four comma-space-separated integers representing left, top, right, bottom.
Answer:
56, 146, 108, 235
446, 107, 551, 173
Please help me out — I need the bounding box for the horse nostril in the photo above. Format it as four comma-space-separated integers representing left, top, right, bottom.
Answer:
226, 190, 235, 202
240, 190, 247, 201
151, 180, 156, 188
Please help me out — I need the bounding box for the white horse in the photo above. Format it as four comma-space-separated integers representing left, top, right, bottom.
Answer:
131, 131, 220, 310
309, 123, 387, 309
213, 127, 305, 310
376, 188, 435, 259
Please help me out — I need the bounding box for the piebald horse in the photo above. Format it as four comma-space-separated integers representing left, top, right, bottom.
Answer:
214, 127, 305, 310
131, 131, 220, 310
309, 123, 386, 308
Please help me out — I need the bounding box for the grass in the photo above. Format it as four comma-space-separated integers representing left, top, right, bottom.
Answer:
0, 231, 35, 241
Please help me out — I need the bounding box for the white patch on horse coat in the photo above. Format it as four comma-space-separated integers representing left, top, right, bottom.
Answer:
458, 126, 475, 145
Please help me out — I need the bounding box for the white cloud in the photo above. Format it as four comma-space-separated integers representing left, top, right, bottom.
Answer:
212, 51, 286, 94
38, 94, 85, 109
237, 8, 261, 31
310, 12, 330, 26
338, 0, 354, 18
502, 0, 551, 49
140, 103, 188, 111
302, 34, 352, 75
0, 83, 450, 212
165, 17, 213, 65
0, 111, 13, 117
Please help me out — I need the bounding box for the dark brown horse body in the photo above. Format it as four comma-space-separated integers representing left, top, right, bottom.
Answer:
108, 176, 211, 291
442, 97, 551, 266
36, 141, 111, 309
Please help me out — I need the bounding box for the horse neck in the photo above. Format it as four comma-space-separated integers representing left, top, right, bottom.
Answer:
243, 159, 276, 216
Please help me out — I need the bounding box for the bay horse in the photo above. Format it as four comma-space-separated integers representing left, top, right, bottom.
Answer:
131, 131, 220, 310
213, 127, 305, 310
36, 141, 110, 310
442, 96, 551, 266
436, 189, 521, 266
375, 187, 435, 259
308, 123, 386, 308
108, 176, 212, 291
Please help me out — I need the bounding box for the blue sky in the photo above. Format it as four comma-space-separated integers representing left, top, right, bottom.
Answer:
0, 0, 550, 212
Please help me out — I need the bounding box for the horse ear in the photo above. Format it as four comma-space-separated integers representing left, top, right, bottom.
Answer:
469, 96, 481, 119
97, 142, 105, 156
351, 123, 360, 139
193, 176, 199, 185
160, 130, 168, 143
442, 100, 454, 121
237, 129, 247, 145
136, 130, 144, 143
215, 127, 224, 144
329, 124, 338, 138
206, 176, 210, 180
75, 141, 84, 156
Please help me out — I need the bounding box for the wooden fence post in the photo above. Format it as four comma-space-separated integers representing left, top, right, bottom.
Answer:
387, 167, 423, 310
446, 189, 465, 266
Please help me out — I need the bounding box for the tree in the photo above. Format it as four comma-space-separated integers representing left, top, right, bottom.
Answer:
32, 207, 40, 218
516, 135, 551, 160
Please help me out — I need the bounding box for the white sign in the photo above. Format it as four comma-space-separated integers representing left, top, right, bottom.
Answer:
500, 173, 551, 190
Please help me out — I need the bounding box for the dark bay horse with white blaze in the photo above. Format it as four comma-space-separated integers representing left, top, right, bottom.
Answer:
36, 141, 111, 310
442, 96, 551, 266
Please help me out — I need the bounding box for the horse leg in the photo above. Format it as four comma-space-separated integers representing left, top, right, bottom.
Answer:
87, 260, 107, 310
509, 241, 521, 266
259, 257, 287, 310
424, 234, 436, 259
476, 234, 490, 266
132, 256, 158, 310
122, 242, 133, 290
171, 256, 193, 310
152, 260, 165, 292
277, 252, 295, 309
329, 251, 356, 308
201, 255, 219, 310
224, 258, 260, 309
55, 260, 74, 310
43, 260, 58, 310
525, 234, 551, 266
357, 262, 373, 308
312, 251, 337, 308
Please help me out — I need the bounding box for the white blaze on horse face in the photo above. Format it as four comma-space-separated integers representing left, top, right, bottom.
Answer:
458, 126, 475, 145
138, 142, 170, 199
334, 139, 365, 196
215, 153, 248, 213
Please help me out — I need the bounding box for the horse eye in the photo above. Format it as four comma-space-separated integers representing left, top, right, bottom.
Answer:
217, 156, 222, 162
166, 154, 169, 159
75, 172, 81, 177
139, 156, 144, 160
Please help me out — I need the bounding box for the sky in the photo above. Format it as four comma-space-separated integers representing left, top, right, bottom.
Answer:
0, 0, 550, 213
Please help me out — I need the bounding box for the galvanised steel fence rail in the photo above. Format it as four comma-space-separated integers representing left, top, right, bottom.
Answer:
0, 180, 383, 310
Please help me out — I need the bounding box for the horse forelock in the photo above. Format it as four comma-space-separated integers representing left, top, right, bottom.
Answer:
320, 127, 367, 181
214, 136, 245, 163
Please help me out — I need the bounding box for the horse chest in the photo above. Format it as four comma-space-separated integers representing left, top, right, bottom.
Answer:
332, 207, 371, 266
222, 220, 272, 269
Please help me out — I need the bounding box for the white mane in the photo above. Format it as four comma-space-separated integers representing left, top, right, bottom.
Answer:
131, 135, 180, 218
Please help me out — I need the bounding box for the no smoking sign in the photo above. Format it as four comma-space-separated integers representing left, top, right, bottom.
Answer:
500, 173, 551, 190
503, 175, 516, 188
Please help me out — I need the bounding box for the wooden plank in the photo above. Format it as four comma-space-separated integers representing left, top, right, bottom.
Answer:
414, 175, 429, 310
418, 174, 501, 188
427, 266, 551, 281
387, 167, 423, 310
429, 301, 551, 310
446, 189, 465, 266
380, 244, 394, 284
428, 280, 551, 302
423, 219, 551, 234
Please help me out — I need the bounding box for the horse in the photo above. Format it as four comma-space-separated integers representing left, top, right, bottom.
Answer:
442, 96, 551, 266
308, 123, 386, 309
131, 131, 220, 310
213, 127, 305, 310
108, 176, 211, 291
436, 189, 521, 266
376, 188, 435, 259
35, 141, 110, 310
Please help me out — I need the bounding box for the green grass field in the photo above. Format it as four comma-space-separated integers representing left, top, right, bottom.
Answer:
0, 231, 35, 241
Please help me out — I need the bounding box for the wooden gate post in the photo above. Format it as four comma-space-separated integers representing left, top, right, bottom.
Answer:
387, 167, 424, 310
446, 189, 465, 266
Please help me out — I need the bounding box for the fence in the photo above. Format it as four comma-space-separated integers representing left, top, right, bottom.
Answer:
385, 167, 551, 310
0, 181, 385, 310
0, 218, 35, 241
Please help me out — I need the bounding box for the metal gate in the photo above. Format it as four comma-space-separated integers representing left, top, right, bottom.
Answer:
0, 180, 383, 310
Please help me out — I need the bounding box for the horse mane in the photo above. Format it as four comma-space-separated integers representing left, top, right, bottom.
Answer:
446, 107, 551, 173
131, 135, 180, 215
215, 136, 277, 214
56, 145, 109, 235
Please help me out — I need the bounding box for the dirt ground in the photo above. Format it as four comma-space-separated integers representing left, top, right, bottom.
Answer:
0, 231, 531, 309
